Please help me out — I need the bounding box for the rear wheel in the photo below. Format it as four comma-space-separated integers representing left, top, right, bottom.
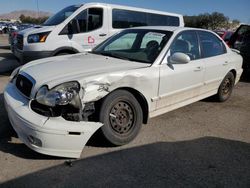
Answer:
99, 90, 143, 146
215, 72, 235, 102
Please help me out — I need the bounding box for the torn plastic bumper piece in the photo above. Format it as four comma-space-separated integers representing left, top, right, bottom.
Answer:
4, 83, 103, 158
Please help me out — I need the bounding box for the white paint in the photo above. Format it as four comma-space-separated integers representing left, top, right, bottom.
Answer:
4, 27, 243, 158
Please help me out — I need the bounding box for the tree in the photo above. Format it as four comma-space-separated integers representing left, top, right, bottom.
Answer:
19, 14, 25, 23
19, 14, 49, 24
208, 12, 229, 30
184, 12, 235, 30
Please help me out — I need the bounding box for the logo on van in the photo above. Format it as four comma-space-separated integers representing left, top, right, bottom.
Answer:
88, 36, 95, 44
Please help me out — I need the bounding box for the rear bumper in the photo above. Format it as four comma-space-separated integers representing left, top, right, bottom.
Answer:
4, 83, 102, 158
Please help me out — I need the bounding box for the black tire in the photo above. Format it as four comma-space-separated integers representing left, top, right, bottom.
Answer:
99, 90, 143, 146
215, 72, 235, 102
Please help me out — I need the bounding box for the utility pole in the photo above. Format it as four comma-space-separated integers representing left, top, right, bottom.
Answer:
36, 0, 39, 18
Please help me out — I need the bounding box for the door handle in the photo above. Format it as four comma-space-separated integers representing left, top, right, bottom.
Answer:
194, 66, 202, 72
99, 33, 107, 37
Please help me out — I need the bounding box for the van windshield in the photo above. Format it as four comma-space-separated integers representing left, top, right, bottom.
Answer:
43, 5, 82, 26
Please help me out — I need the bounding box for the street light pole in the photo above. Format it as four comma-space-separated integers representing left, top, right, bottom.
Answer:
36, 0, 39, 18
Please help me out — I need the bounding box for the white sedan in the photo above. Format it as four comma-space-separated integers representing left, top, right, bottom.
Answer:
4, 26, 243, 158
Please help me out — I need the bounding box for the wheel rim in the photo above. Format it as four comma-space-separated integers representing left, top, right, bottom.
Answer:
109, 101, 135, 135
221, 78, 232, 96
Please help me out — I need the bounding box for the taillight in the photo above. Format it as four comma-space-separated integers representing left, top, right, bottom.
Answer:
12, 32, 17, 38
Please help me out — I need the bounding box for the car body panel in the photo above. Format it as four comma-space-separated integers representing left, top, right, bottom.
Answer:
4, 26, 243, 158
4, 83, 102, 158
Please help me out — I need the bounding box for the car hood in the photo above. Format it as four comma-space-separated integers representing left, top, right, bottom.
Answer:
19, 25, 55, 37
20, 53, 150, 90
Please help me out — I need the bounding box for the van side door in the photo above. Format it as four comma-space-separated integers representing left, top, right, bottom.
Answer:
67, 6, 109, 51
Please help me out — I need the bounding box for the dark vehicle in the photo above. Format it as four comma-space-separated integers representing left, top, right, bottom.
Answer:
9, 24, 35, 48
229, 24, 250, 76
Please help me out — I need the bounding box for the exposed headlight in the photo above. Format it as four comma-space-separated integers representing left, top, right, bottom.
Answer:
10, 66, 22, 82
36, 82, 80, 107
27, 32, 50, 43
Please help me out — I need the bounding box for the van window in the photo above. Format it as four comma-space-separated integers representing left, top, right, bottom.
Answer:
147, 13, 179, 26
43, 5, 81, 26
112, 9, 147, 28
112, 9, 180, 29
71, 8, 103, 33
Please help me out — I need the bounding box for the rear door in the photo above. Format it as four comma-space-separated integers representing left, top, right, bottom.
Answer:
197, 31, 229, 93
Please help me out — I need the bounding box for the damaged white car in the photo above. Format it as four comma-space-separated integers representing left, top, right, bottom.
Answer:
4, 27, 243, 158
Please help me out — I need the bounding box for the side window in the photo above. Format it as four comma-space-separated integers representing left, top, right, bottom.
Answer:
75, 9, 87, 33
112, 9, 180, 29
169, 31, 200, 60
88, 8, 103, 31
72, 8, 103, 33
198, 31, 226, 58
104, 33, 137, 51
112, 9, 147, 28
147, 13, 179, 26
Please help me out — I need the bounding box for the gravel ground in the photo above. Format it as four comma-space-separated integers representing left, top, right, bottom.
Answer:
0, 34, 250, 187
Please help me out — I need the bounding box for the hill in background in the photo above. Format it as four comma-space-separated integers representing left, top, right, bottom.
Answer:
0, 10, 52, 20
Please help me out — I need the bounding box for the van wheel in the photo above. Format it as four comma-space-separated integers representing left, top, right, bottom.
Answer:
55, 52, 70, 56
215, 72, 235, 102
99, 90, 143, 146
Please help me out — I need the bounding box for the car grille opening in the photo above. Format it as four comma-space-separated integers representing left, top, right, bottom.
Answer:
16, 34, 23, 50
16, 74, 33, 98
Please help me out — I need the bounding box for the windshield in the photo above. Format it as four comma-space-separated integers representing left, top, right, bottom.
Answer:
43, 5, 82, 26
92, 29, 173, 64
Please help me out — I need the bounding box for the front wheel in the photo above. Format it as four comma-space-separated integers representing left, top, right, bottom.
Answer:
215, 72, 235, 102
99, 90, 143, 146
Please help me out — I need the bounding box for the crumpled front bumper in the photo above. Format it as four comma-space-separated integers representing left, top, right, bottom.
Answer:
4, 83, 102, 158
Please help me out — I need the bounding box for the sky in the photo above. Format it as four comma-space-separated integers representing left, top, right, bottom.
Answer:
0, 0, 249, 23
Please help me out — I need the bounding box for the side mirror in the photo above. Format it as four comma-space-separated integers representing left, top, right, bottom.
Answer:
168, 52, 190, 64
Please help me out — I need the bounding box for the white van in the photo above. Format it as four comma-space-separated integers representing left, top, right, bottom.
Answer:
13, 2, 184, 63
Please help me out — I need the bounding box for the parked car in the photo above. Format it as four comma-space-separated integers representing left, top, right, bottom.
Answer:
4, 26, 243, 158
228, 24, 250, 75
9, 24, 35, 48
12, 2, 184, 63
215, 30, 234, 43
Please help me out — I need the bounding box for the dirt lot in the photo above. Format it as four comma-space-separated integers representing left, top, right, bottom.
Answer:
0, 34, 250, 187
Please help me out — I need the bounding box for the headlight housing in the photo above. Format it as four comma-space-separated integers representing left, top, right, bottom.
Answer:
36, 82, 80, 107
27, 32, 50, 43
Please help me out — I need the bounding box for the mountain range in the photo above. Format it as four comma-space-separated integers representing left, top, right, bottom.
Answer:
0, 10, 52, 20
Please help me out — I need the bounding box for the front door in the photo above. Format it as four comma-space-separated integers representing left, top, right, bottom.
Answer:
69, 7, 109, 51
157, 31, 204, 110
